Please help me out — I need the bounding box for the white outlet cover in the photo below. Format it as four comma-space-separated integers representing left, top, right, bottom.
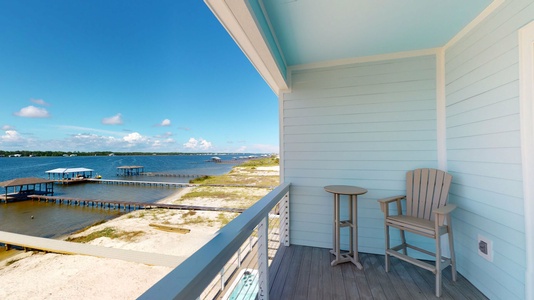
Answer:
477, 234, 493, 262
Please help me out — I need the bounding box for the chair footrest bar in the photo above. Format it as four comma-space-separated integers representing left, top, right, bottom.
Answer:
386, 249, 436, 273
386, 247, 452, 272
339, 220, 353, 228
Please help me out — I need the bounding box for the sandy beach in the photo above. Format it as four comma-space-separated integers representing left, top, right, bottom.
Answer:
0, 166, 279, 300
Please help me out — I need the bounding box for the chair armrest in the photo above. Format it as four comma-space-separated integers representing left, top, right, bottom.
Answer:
377, 195, 405, 215
433, 204, 457, 215
377, 195, 406, 204
433, 204, 457, 226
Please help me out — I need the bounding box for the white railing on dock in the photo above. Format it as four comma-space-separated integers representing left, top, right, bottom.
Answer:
138, 182, 290, 300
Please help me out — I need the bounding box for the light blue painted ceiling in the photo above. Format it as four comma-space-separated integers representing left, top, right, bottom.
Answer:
258, 0, 493, 66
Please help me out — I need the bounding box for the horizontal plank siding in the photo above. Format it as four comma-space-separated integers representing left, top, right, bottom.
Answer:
445, 0, 534, 298
282, 55, 438, 255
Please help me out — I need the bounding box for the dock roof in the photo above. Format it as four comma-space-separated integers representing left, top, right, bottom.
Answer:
0, 177, 54, 188
117, 166, 144, 169
45, 168, 94, 174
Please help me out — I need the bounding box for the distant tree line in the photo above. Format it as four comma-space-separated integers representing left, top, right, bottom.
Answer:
0, 151, 261, 157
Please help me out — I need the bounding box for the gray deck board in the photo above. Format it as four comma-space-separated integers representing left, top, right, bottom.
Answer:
269, 245, 488, 300
294, 244, 313, 300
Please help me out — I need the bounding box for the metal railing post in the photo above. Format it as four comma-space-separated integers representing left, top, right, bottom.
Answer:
280, 192, 290, 246
258, 216, 269, 300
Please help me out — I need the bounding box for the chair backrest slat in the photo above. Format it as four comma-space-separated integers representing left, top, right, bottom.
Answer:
406, 168, 453, 220
417, 169, 429, 218
423, 169, 437, 219
406, 170, 414, 215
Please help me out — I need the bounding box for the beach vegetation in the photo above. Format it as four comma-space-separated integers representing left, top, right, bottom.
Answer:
66, 227, 144, 243
181, 215, 212, 226
179, 186, 271, 209
5, 257, 24, 267
238, 156, 279, 168
217, 213, 237, 227
68, 220, 108, 235
182, 210, 197, 217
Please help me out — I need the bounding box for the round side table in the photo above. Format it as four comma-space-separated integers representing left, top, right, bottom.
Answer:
324, 185, 368, 269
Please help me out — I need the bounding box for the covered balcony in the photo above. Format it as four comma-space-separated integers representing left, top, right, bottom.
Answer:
140, 182, 487, 299
145, 0, 534, 299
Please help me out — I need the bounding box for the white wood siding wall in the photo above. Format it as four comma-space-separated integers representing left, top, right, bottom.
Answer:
283, 56, 438, 254
445, 1, 534, 299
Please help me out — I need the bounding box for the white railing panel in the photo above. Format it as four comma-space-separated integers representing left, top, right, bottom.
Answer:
138, 183, 290, 300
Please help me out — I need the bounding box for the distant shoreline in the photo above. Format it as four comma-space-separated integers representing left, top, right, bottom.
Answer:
0, 151, 273, 158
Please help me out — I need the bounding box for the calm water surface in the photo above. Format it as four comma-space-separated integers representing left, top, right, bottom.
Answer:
0, 155, 239, 238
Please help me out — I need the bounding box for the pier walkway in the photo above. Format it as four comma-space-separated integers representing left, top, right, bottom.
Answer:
140, 172, 207, 178
0, 231, 184, 267
86, 178, 275, 189
86, 178, 190, 188
28, 195, 245, 213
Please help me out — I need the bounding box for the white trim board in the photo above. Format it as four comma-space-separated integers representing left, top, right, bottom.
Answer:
519, 20, 534, 300
444, 0, 505, 50
289, 48, 439, 71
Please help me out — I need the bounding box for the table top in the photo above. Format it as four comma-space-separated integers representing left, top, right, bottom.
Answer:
324, 185, 367, 195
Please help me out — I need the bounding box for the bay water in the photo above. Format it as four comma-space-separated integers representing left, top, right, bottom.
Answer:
0, 155, 240, 239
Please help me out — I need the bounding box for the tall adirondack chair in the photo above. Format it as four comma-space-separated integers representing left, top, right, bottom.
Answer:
378, 168, 457, 297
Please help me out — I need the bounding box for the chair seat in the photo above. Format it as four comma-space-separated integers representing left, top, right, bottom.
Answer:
386, 215, 436, 238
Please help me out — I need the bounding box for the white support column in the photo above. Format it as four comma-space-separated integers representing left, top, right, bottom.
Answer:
257, 217, 269, 300
519, 21, 534, 300
436, 48, 451, 258
436, 48, 447, 171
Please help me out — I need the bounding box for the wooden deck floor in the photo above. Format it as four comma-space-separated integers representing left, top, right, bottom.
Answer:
269, 245, 487, 300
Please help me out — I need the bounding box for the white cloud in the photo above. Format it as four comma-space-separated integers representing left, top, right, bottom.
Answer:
200, 139, 212, 150
13, 106, 50, 118
159, 119, 171, 126
31, 98, 50, 106
102, 113, 123, 125
1, 125, 14, 131
58, 125, 125, 136
183, 137, 213, 151
123, 132, 144, 143
1, 130, 22, 142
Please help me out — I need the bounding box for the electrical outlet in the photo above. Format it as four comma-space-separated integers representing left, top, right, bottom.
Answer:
477, 234, 493, 262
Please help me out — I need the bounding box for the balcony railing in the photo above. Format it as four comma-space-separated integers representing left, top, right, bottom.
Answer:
139, 182, 291, 300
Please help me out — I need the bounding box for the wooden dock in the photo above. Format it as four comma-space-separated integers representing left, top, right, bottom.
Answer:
86, 178, 191, 188
0, 231, 184, 267
86, 178, 275, 189
140, 173, 207, 178
28, 195, 245, 213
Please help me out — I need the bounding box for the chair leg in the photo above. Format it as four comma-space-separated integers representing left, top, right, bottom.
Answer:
435, 231, 442, 297
400, 229, 407, 255
447, 217, 457, 282
384, 223, 390, 272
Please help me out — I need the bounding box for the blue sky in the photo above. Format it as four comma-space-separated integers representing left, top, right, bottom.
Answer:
0, 1, 279, 153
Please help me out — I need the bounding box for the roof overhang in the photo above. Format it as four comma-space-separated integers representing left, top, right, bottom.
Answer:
205, 0, 289, 96
205, 0, 502, 97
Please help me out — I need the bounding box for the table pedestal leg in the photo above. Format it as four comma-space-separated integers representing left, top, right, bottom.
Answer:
330, 194, 363, 269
